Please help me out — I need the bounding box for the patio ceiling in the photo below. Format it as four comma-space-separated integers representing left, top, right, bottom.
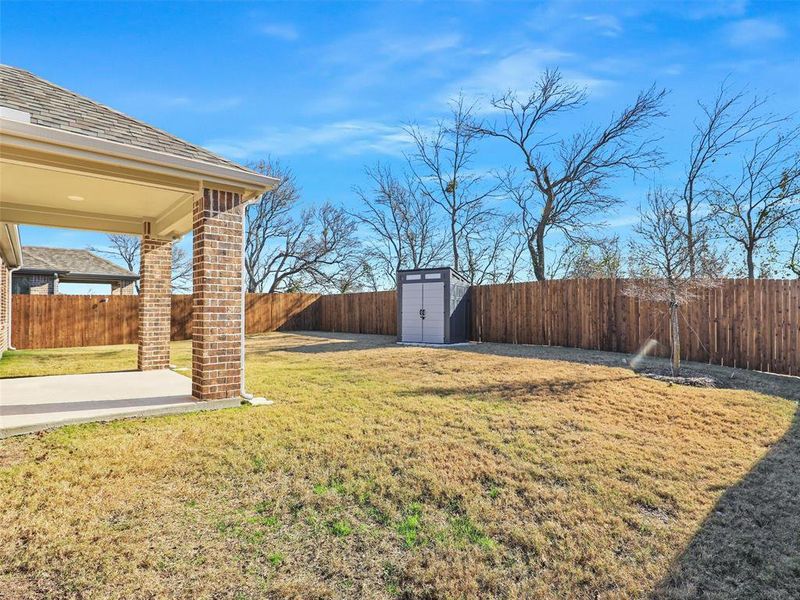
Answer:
0, 117, 275, 238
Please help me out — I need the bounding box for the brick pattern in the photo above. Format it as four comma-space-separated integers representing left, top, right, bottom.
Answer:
111, 280, 136, 295
137, 229, 172, 370
192, 188, 244, 401
0, 258, 8, 354
13, 273, 57, 295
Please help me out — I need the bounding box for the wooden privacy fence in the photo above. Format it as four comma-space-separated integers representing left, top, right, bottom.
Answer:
315, 291, 397, 335
470, 279, 799, 376
11, 293, 324, 350
11, 295, 140, 349
9, 279, 799, 376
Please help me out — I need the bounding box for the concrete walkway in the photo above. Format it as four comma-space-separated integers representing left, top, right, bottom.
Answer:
0, 370, 240, 437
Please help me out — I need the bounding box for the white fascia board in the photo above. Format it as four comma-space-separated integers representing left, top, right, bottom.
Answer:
0, 222, 23, 267
0, 118, 278, 196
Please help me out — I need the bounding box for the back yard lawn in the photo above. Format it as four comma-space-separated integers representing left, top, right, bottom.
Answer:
1, 332, 798, 599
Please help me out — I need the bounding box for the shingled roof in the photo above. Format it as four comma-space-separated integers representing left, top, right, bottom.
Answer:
0, 64, 248, 172
18, 247, 139, 280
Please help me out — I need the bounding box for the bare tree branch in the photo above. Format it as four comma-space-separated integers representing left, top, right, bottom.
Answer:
789, 225, 800, 278
626, 188, 722, 375
681, 81, 784, 276
245, 159, 361, 293
405, 94, 501, 275
475, 69, 667, 280
350, 163, 448, 287
89, 234, 191, 293
709, 127, 800, 279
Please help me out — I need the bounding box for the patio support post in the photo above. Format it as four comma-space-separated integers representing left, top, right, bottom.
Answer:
191, 188, 243, 401
137, 225, 172, 371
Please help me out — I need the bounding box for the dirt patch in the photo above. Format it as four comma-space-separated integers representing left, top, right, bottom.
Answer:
641, 372, 719, 388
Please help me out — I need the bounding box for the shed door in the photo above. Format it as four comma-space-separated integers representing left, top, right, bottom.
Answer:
421, 282, 444, 344
401, 283, 424, 342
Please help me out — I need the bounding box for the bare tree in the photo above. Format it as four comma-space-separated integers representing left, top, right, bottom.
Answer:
325, 257, 374, 294
626, 189, 719, 375
351, 164, 447, 287
90, 234, 192, 293
244, 160, 298, 292
681, 83, 779, 277
474, 69, 666, 280
244, 160, 360, 293
461, 214, 525, 284
405, 94, 500, 274
170, 245, 193, 293
789, 225, 800, 278
569, 237, 622, 279
91, 234, 140, 292
709, 128, 800, 279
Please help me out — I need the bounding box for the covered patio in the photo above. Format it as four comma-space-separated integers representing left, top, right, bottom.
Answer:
0, 370, 242, 438
0, 64, 276, 434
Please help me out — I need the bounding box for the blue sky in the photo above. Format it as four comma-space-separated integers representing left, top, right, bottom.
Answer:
2, 0, 798, 289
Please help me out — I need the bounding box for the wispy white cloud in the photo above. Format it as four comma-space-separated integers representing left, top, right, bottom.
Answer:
306, 29, 466, 114
118, 93, 242, 114
259, 22, 299, 41
685, 0, 748, 20
322, 30, 462, 67
448, 46, 612, 107
724, 18, 786, 47
606, 213, 640, 228
661, 64, 684, 76
582, 14, 623, 37
206, 120, 413, 160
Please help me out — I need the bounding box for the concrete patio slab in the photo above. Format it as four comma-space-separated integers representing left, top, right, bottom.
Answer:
0, 370, 240, 438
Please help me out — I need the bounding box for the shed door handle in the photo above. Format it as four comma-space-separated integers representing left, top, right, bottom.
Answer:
419, 308, 426, 319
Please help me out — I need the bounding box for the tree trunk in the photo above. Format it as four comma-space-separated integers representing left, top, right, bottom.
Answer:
532, 226, 546, 281
669, 294, 681, 376
451, 217, 459, 273
686, 196, 695, 278
746, 246, 755, 279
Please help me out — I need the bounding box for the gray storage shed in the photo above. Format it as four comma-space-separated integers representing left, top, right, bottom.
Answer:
397, 267, 470, 344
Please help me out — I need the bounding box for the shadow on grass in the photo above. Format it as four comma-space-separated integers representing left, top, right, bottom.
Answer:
255, 331, 799, 401
445, 342, 800, 402
397, 375, 640, 401
653, 407, 800, 599
249, 331, 395, 355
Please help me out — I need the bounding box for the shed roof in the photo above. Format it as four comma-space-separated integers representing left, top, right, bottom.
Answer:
18, 246, 139, 280
0, 64, 249, 173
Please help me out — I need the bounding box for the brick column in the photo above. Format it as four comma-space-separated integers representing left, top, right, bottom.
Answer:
137, 227, 172, 370
192, 188, 244, 400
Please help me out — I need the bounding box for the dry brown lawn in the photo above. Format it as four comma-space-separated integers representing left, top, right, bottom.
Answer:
0, 332, 797, 599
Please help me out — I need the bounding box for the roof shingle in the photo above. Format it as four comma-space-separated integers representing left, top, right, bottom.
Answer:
0, 64, 249, 173
19, 247, 139, 279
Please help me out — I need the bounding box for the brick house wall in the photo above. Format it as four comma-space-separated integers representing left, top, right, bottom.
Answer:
111, 280, 136, 295
13, 273, 57, 295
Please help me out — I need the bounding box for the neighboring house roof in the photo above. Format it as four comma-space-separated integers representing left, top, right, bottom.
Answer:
16, 247, 139, 281
0, 64, 249, 173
